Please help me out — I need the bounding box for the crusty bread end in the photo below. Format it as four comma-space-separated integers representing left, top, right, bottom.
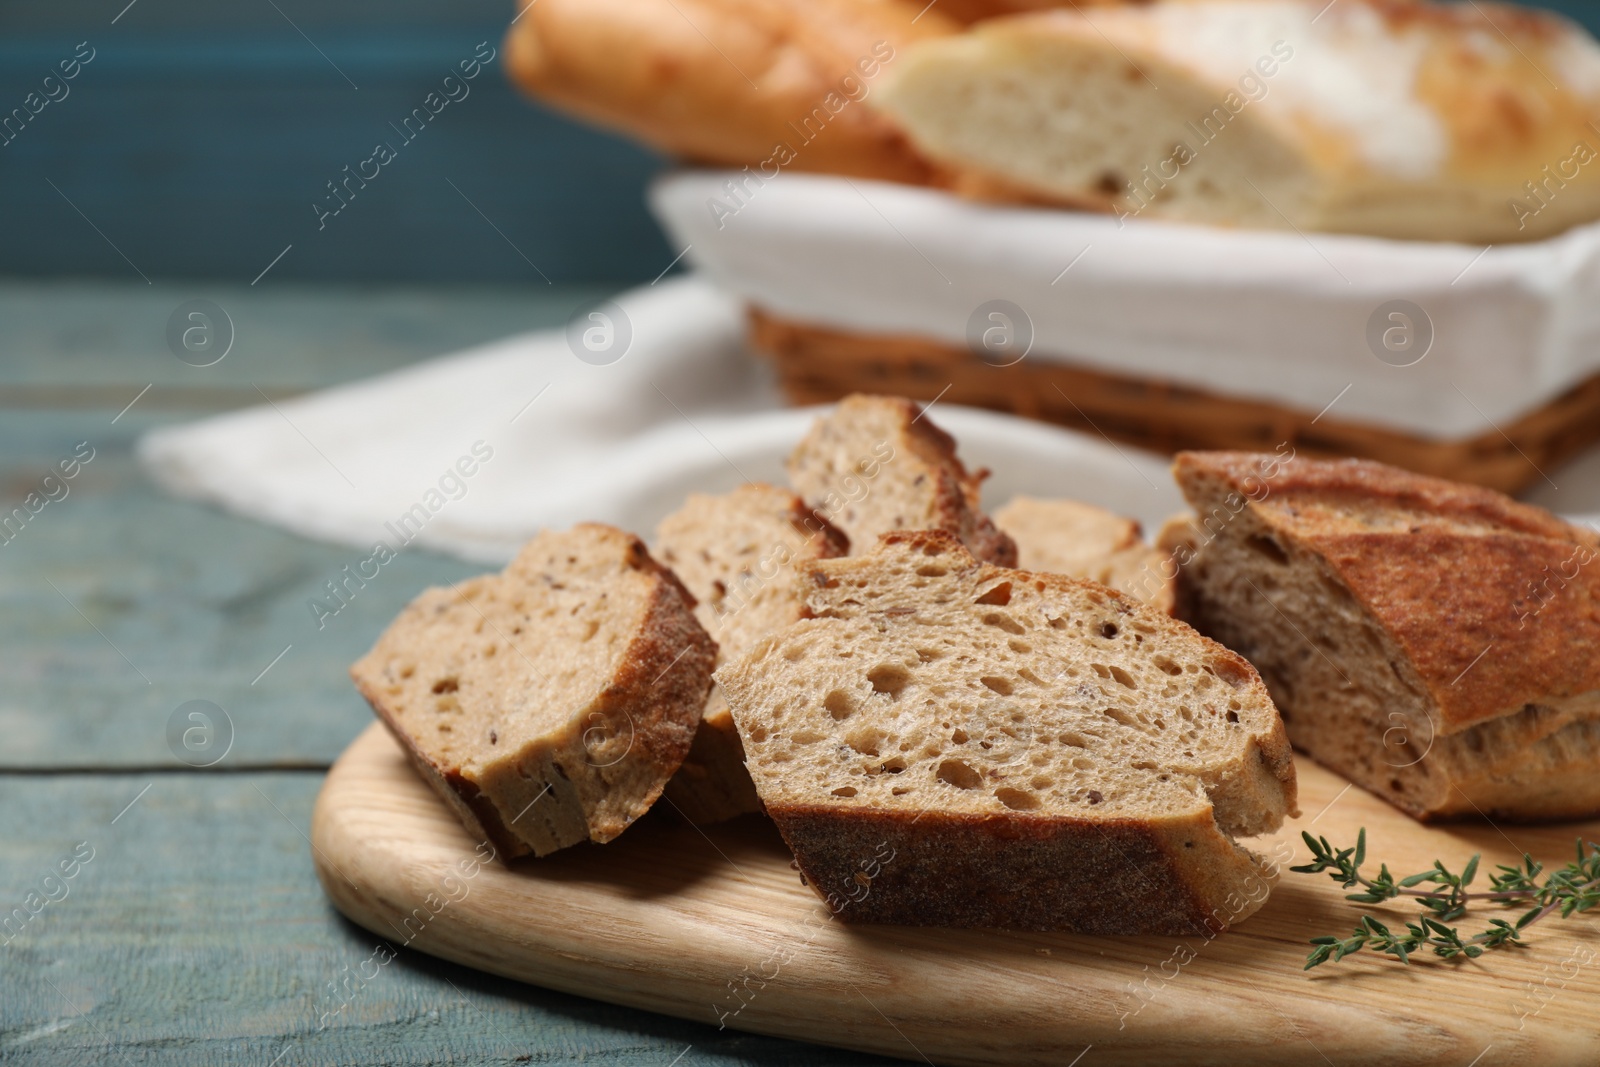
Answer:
352, 524, 716, 858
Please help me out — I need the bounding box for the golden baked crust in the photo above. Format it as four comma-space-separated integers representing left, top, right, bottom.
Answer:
351, 524, 717, 859
503, 0, 957, 184
933, 0, 1135, 24
1172, 451, 1600, 822
1180, 452, 1600, 735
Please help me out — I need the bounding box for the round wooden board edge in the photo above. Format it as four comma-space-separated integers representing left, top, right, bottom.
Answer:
309, 722, 1600, 1067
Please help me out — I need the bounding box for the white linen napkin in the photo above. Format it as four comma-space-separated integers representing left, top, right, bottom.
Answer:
138, 275, 1194, 563
652, 171, 1600, 440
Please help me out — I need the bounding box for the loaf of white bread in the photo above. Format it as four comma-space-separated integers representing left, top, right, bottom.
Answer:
876, 0, 1600, 242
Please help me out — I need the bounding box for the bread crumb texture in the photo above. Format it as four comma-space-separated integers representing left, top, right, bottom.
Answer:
995, 496, 1175, 612
1173, 450, 1600, 822
787, 393, 1017, 566
352, 524, 715, 859
718, 529, 1296, 933
654, 483, 848, 822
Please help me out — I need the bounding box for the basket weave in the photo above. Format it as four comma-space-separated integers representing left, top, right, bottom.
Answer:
748, 308, 1600, 495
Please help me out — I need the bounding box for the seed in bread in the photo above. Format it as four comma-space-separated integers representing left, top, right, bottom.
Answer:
876, 0, 1600, 243
654, 484, 849, 822
787, 393, 1017, 566
1171, 451, 1600, 822
717, 529, 1297, 934
995, 496, 1175, 611
351, 524, 716, 859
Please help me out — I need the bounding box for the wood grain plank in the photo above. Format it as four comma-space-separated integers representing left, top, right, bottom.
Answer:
0, 283, 621, 769
315, 723, 1600, 1067
0, 770, 895, 1066
0, 282, 614, 394
0, 409, 480, 770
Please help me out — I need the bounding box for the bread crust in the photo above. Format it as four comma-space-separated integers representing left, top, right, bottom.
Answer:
503, 0, 956, 183
932, 0, 1129, 25
788, 394, 1018, 566
1173, 451, 1600, 822
723, 527, 1297, 932
770, 804, 1273, 935
657, 486, 850, 822
893, 400, 1018, 567
352, 525, 716, 859
1179, 452, 1600, 736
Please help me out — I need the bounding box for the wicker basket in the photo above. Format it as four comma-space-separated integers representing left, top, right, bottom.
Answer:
748, 309, 1600, 495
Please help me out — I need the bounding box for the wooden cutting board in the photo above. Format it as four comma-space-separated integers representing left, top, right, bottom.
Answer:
312, 723, 1600, 1066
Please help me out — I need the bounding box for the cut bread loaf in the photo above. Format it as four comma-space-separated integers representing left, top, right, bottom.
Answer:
995, 496, 1175, 612
351, 524, 716, 859
716, 529, 1297, 934
876, 0, 1600, 242
787, 393, 1017, 566
503, 0, 957, 185
1171, 451, 1600, 822
654, 484, 849, 822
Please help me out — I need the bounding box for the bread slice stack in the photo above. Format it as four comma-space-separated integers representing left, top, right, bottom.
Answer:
1170, 451, 1600, 822
995, 496, 1174, 611
351, 524, 716, 858
788, 393, 1017, 566
654, 484, 849, 822
716, 529, 1297, 933
875, 0, 1600, 243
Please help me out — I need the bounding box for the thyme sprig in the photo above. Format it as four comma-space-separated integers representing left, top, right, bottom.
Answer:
1292, 829, 1600, 969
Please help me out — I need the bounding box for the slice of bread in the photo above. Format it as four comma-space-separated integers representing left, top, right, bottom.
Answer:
716, 529, 1297, 934
654, 484, 849, 822
995, 496, 1175, 612
875, 1, 1600, 243
351, 524, 716, 858
787, 393, 1017, 566
1171, 451, 1600, 822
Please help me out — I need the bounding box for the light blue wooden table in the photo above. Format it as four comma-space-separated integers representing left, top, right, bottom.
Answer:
0, 281, 893, 1066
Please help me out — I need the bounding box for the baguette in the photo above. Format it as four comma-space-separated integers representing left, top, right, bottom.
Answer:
934, 0, 1134, 23
875, 0, 1600, 242
503, 0, 957, 184
1170, 451, 1600, 822
787, 393, 1017, 566
994, 496, 1175, 611
655, 484, 849, 822
351, 525, 716, 858
717, 529, 1297, 933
